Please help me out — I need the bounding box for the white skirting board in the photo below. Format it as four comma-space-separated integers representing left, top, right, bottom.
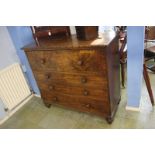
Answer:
126, 99, 143, 111
34, 94, 41, 98
125, 106, 140, 111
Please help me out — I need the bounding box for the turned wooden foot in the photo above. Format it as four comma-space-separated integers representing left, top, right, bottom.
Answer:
45, 103, 52, 108
106, 116, 114, 124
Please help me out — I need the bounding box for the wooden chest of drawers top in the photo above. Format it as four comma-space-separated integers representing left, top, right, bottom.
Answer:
23, 32, 117, 51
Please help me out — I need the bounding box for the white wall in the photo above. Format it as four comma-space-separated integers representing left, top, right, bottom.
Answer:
0, 26, 20, 70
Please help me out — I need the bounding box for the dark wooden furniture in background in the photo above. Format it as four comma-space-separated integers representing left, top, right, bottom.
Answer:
145, 26, 155, 72
143, 64, 154, 105
145, 26, 155, 40
75, 26, 98, 40
31, 26, 71, 46
119, 33, 127, 88
144, 26, 155, 105
23, 31, 120, 123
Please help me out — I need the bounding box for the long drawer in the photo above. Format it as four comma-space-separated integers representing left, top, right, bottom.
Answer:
39, 83, 108, 100
41, 91, 110, 116
26, 49, 106, 73
33, 71, 108, 88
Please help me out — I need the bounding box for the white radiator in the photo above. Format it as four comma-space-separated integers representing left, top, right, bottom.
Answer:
0, 63, 31, 111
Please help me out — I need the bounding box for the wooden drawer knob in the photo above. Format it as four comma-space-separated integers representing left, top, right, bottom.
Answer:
49, 85, 54, 90
45, 74, 51, 79
77, 60, 83, 66
83, 90, 89, 96
81, 77, 87, 83
53, 97, 58, 102
85, 103, 91, 108
41, 59, 45, 64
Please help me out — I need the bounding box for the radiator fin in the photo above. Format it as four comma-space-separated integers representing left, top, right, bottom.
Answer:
0, 63, 31, 110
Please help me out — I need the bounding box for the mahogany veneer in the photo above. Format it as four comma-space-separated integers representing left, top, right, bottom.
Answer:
23, 32, 120, 123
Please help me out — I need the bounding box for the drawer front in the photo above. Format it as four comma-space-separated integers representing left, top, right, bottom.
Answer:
34, 71, 108, 88
39, 83, 108, 100
41, 91, 110, 115
26, 50, 106, 73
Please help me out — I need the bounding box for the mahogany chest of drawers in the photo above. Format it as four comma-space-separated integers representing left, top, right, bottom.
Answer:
23, 32, 120, 123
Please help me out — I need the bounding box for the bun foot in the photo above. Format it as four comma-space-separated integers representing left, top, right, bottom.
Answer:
106, 116, 114, 124
45, 103, 52, 108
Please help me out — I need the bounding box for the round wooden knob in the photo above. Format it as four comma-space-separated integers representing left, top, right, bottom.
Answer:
81, 77, 87, 83
49, 85, 54, 90
85, 103, 91, 108
83, 90, 89, 96
45, 74, 51, 79
41, 59, 45, 64
53, 97, 58, 102
77, 60, 83, 66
